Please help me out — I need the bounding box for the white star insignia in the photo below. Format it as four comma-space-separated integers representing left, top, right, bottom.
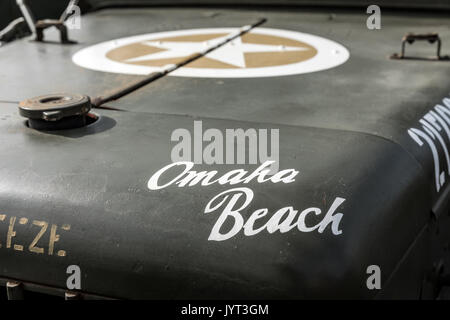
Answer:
125, 33, 309, 68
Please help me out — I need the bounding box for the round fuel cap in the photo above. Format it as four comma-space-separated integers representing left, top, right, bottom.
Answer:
18, 93, 91, 121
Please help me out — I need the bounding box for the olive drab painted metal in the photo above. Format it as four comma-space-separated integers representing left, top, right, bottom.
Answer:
0, 5, 449, 299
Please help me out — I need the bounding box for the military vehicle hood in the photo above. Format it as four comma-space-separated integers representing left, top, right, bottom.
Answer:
0, 7, 449, 299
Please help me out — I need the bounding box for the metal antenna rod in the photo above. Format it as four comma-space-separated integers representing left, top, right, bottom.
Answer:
92, 18, 267, 107
15, 0, 36, 35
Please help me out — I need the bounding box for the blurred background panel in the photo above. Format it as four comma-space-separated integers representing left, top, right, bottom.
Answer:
83, 0, 450, 11
0, 0, 91, 31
